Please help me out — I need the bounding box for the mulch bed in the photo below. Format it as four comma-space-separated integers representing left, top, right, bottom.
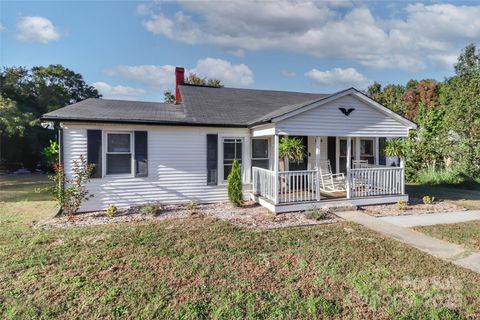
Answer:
39, 201, 338, 229
361, 197, 466, 217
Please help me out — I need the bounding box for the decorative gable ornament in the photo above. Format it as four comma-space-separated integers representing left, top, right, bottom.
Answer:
339, 107, 355, 116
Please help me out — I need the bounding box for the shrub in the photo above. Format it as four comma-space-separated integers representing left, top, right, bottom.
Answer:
305, 209, 329, 221
227, 159, 243, 207
396, 200, 408, 211
422, 196, 435, 205
415, 167, 464, 185
186, 200, 198, 213
140, 202, 160, 216
106, 204, 118, 218
48, 155, 95, 218
42, 139, 59, 170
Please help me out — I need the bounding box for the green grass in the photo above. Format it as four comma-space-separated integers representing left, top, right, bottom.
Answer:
0, 174, 52, 202
406, 183, 480, 210
416, 221, 480, 253
1, 177, 480, 318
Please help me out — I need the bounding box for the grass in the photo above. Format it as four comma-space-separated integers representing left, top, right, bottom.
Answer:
416, 221, 480, 252
1, 176, 480, 318
406, 182, 480, 210
0, 174, 52, 202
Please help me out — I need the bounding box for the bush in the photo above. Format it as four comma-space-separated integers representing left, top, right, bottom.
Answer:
140, 202, 161, 216
415, 167, 464, 185
422, 196, 435, 205
106, 204, 118, 218
305, 209, 329, 221
227, 159, 243, 207
396, 200, 408, 211
186, 200, 198, 213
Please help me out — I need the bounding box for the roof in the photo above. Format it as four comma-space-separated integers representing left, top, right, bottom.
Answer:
42, 85, 329, 127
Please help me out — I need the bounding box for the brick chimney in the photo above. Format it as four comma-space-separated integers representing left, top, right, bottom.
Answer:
175, 67, 185, 104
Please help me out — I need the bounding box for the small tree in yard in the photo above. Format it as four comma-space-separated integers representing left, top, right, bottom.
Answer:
228, 159, 243, 207
49, 155, 95, 218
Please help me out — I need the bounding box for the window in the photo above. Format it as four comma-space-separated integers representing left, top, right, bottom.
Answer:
252, 139, 269, 169
106, 133, 132, 175
360, 139, 374, 164
223, 138, 242, 180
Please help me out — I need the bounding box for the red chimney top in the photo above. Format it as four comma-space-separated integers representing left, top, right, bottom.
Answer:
175, 67, 185, 104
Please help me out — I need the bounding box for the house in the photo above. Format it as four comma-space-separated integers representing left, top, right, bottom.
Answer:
42, 67, 416, 213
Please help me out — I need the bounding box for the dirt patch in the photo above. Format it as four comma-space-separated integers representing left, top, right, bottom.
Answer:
38, 201, 338, 229
361, 197, 466, 217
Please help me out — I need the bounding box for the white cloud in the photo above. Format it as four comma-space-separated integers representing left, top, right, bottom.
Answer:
305, 67, 370, 88
93, 82, 146, 100
140, 1, 480, 71
105, 58, 253, 92
0, 23, 5, 32
15, 16, 60, 43
190, 58, 253, 86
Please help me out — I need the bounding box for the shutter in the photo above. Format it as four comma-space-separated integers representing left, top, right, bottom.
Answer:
206, 134, 218, 185
135, 131, 148, 177
87, 130, 102, 178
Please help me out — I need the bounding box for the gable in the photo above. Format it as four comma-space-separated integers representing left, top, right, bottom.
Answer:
275, 93, 413, 137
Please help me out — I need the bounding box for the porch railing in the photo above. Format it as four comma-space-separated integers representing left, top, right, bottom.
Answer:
253, 166, 405, 204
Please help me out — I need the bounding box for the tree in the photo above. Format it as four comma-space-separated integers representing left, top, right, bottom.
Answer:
0, 65, 100, 170
163, 90, 175, 103
454, 43, 480, 76
184, 73, 222, 87
227, 159, 243, 206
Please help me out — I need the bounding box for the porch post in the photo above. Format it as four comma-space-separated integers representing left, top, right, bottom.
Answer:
315, 136, 321, 201
355, 137, 360, 161
400, 157, 405, 195
374, 137, 379, 166
346, 137, 352, 199
273, 134, 279, 204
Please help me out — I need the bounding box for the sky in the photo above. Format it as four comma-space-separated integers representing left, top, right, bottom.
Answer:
1, 0, 479, 102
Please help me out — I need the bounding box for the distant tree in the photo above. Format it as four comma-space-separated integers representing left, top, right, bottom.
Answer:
402, 80, 438, 121
366, 81, 382, 97
163, 90, 175, 103
184, 73, 222, 87
454, 43, 480, 76
0, 65, 100, 170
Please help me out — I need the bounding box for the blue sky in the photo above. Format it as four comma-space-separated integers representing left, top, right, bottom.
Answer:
1, 0, 479, 101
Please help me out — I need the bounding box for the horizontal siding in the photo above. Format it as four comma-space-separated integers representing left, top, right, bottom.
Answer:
276, 95, 410, 137
63, 123, 251, 212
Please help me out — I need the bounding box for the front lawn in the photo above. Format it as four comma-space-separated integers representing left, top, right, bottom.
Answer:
416, 221, 480, 252
406, 183, 480, 210
1, 177, 480, 319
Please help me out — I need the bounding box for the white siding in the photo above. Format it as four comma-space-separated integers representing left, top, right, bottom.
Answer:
62, 123, 251, 212
276, 94, 410, 137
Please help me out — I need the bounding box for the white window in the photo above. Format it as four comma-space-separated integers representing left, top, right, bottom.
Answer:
223, 138, 242, 180
360, 139, 375, 164
252, 139, 269, 169
106, 132, 132, 175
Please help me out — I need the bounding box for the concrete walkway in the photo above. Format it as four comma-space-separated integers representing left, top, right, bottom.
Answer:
336, 211, 480, 273
379, 210, 480, 227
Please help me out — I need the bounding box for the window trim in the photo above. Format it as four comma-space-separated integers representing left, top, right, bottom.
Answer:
104, 131, 134, 177
251, 138, 270, 169
221, 137, 244, 182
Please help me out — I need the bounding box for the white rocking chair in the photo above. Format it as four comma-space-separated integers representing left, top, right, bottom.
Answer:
318, 160, 346, 193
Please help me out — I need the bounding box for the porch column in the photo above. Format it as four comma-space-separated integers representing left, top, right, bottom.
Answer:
315, 136, 321, 201
273, 134, 279, 204
346, 137, 352, 199
374, 137, 379, 166
400, 157, 405, 195
355, 137, 360, 161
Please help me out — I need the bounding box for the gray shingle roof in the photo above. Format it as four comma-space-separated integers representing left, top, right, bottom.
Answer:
42, 85, 330, 127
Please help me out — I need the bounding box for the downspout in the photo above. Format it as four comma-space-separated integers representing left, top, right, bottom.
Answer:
55, 122, 64, 217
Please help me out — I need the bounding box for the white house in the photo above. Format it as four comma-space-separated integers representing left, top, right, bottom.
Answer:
42, 67, 416, 213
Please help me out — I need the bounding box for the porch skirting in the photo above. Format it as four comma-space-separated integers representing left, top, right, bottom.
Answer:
251, 193, 408, 214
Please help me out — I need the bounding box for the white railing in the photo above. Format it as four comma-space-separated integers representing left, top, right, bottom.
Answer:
349, 167, 404, 198
278, 170, 318, 203
252, 167, 277, 203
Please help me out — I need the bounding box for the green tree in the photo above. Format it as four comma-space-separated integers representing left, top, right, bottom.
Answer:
185, 73, 222, 87
0, 65, 100, 170
227, 159, 243, 207
163, 90, 175, 103
454, 43, 480, 76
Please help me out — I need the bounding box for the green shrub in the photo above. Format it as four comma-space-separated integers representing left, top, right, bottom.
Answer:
140, 202, 161, 216
396, 200, 408, 211
227, 159, 243, 207
416, 167, 464, 185
422, 196, 435, 205
106, 204, 118, 218
305, 209, 329, 221
186, 200, 198, 213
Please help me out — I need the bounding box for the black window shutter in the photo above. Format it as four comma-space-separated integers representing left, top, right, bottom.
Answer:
206, 134, 218, 185
87, 130, 102, 178
135, 131, 148, 177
